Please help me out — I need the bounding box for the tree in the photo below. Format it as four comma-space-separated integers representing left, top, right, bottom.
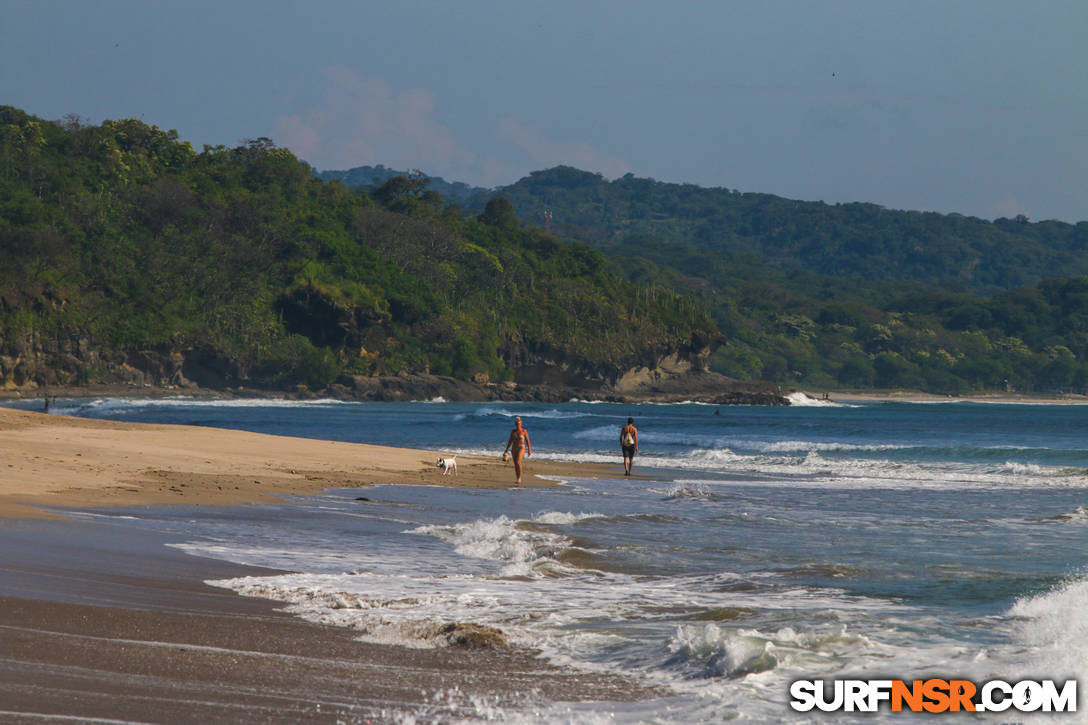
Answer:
477, 197, 518, 230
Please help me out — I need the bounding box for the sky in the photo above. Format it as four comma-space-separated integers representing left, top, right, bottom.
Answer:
2, 1, 1085, 222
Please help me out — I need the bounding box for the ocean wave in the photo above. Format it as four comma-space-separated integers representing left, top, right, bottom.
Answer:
467, 406, 593, 420
530, 450, 618, 465
996, 461, 1050, 476
531, 442, 1088, 491
756, 440, 907, 453
666, 449, 1088, 491
64, 396, 352, 416
207, 557, 921, 725
571, 426, 745, 449
532, 511, 606, 526
665, 623, 875, 680
215, 576, 511, 650
1043, 505, 1088, 523
665, 482, 713, 499
667, 623, 779, 678
589, 512, 686, 525
787, 392, 852, 407
570, 425, 909, 455
1007, 575, 1088, 681
407, 511, 606, 577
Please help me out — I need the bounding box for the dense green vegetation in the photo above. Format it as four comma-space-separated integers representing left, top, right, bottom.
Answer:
317, 165, 482, 206
7, 105, 1088, 397
454, 166, 1088, 394
0, 107, 714, 390
487, 166, 1088, 295
327, 162, 1088, 393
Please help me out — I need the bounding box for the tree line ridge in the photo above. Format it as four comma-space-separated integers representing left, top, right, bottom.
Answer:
4, 106, 1088, 397
0, 107, 715, 399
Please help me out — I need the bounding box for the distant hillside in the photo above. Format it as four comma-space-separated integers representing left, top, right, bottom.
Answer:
316, 165, 487, 206
10, 112, 1088, 399
322, 163, 1088, 297
484, 166, 1088, 296
443, 166, 1088, 395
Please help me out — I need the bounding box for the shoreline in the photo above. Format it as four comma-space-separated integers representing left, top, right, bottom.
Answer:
4, 390, 1081, 721
817, 390, 1088, 405
0, 408, 656, 722
6, 382, 1086, 408
0, 516, 662, 723
0, 406, 623, 519
0, 373, 790, 406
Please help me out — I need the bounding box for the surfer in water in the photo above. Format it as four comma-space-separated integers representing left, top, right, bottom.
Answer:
620, 417, 638, 476
503, 416, 532, 486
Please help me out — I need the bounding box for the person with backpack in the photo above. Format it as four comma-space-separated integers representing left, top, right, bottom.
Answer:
620, 417, 638, 476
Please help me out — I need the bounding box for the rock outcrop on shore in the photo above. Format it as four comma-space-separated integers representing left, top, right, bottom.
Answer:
2, 369, 790, 406
325, 370, 788, 404
0, 330, 790, 405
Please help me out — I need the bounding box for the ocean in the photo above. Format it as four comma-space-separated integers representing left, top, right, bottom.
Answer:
10, 394, 1088, 723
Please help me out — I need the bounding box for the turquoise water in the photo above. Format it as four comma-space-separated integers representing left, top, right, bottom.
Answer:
12, 395, 1088, 723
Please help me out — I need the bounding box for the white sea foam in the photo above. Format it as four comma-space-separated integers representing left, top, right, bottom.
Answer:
63, 396, 1088, 724
468, 406, 593, 420
997, 460, 1049, 476
571, 425, 907, 455
1006, 576, 1088, 682
407, 511, 605, 577
755, 439, 907, 453
522, 444, 1088, 491
668, 623, 780, 677
196, 499, 1024, 725
787, 392, 850, 407
210, 566, 900, 656
66, 511, 143, 521
661, 447, 1088, 490
65, 396, 351, 415
531, 511, 605, 525
1050, 505, 1088, 523
665, 482, 712, 499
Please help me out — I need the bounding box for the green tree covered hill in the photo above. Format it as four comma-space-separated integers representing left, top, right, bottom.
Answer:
8, 109, 1088, 399
316, 165, 485, 207
447, 165, 1088, 394
485, 166, 1088, 295
0, 108, 715, 394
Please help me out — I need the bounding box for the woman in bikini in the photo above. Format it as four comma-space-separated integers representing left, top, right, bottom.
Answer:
502, 416, 532, 485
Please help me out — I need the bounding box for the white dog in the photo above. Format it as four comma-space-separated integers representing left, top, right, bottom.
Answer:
437, 456, 458, 475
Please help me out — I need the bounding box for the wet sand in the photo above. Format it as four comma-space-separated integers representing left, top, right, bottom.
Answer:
0, 518, 661, 724
0, 407, 652, 723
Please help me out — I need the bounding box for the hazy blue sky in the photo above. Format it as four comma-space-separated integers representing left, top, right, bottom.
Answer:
3, 1, 1085, 221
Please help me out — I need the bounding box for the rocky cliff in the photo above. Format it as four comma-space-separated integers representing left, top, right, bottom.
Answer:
0, 329, 788, 405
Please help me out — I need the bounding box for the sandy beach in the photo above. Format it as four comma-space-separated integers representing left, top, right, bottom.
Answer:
810, 390, 1088, 405
0, 407, 645, 723
0, 407, 618, 519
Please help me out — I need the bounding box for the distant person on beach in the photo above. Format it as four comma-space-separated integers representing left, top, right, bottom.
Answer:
503, 416, 532, 485
620, 417, 638, 476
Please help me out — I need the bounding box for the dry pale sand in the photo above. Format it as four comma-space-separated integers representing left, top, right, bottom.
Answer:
0, 407, 621, 519
812, 390, 1088, 405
